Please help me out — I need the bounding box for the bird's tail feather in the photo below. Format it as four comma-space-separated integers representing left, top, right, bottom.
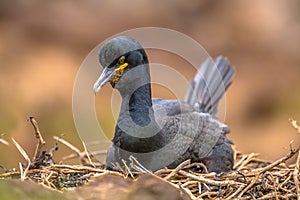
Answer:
184, 56, 235, 116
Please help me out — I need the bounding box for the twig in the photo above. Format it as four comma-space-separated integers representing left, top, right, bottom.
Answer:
184, 162, 209, 174
164, 160, 190, 180
29, 117, 45, 144
82, 141, 95, 167
62, 150, 107, 161
53, 136, 86, 164
225, 184, 246, 199
252, 147, 299, 174
289, 118, 300, 134
113, 162, 126, 174
236, 152, 259, 171
12, 138, 31, 180
44, 171, 57, 189
178, 185, 197, 200
48, 164, 107, 173
29, 117, 45, 162
129, 155, 153, 174
265, 172, 279, 200
198, 191, 218, 198
0, 133, 9, 146
180, 180, 199, 188
238, 175, 260, 198
19, 162, 24, 180
293, 149, 300, 199
0, 138, 9, 146
178, 170, 244, 187
122, 159, 134, 179
277, 173, 292, 191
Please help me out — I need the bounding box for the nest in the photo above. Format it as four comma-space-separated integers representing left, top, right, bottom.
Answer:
0, 117, 300, 199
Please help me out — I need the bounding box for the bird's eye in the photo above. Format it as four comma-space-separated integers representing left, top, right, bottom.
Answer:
118, 56, 126, 64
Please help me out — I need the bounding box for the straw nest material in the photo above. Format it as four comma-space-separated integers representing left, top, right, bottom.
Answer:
0, 117, 299, 199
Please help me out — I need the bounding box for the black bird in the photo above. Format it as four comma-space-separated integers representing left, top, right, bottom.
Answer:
94, 36, 235, 173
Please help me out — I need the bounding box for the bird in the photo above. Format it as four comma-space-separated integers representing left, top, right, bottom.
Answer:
93, 36, 235, 173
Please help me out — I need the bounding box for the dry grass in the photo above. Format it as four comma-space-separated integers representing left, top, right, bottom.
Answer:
0, 117, 300, 199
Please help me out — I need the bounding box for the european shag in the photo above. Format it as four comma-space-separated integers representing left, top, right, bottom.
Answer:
94, 36, 235, 173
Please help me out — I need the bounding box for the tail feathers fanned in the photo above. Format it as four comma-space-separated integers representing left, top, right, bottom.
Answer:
184, 56, 235, 116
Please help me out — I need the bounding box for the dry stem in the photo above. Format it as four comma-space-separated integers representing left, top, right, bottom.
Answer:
29, 117, 45, 162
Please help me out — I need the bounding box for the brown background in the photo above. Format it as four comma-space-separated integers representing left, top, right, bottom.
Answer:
0, 0, 300, 169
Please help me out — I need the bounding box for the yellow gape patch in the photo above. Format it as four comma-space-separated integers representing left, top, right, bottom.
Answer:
110, 62, 128, 83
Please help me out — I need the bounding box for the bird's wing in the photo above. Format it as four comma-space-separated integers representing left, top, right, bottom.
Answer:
152, 98, 194, 116
106, 111, 231, 172
149, 110, 230, 169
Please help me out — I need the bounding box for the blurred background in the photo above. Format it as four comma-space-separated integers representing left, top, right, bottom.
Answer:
0, 0, 300, 169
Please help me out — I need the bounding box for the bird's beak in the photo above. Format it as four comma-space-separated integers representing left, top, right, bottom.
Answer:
93, 67, 116, 93
93, 62, 129, 93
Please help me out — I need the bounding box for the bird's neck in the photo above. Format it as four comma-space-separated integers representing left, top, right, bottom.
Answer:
115, 82, 166, 153
119, 83, 153, 126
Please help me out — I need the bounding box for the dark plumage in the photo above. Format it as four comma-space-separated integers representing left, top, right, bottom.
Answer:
94, 36, 235, 173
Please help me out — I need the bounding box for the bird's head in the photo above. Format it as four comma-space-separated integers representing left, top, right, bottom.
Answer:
93, 36, 149, 94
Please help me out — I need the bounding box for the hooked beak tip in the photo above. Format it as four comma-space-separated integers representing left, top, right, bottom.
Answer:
93, 67, 115, 94
93, 82, 102, 94
94, 64, 122, 94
